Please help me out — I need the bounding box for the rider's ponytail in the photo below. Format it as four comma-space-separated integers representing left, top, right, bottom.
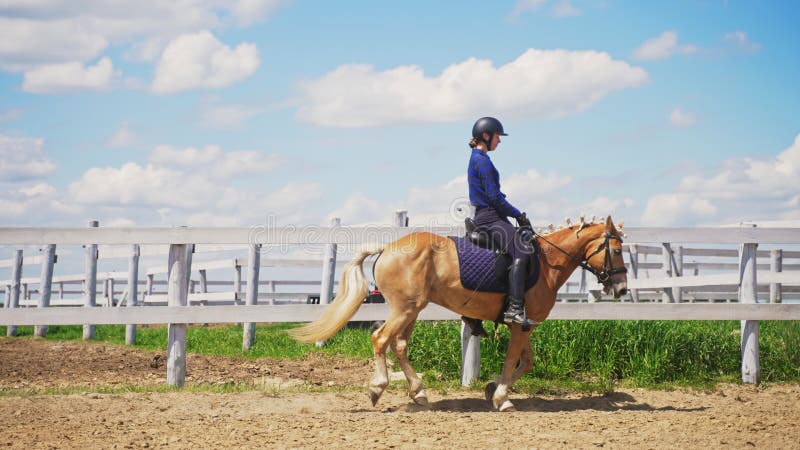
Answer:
468, 137, 480, 148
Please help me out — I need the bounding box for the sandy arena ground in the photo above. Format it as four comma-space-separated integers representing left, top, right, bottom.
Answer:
2, 338, 799, 449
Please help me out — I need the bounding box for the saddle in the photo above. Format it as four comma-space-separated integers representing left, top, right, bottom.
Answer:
464, 218, 539, 275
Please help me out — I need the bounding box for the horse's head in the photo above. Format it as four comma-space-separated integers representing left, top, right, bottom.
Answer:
581, 215, 628, 299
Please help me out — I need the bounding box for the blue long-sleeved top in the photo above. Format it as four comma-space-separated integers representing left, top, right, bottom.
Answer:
467, 147, 521, 219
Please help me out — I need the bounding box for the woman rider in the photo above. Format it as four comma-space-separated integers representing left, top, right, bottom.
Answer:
467, 116, 534, 328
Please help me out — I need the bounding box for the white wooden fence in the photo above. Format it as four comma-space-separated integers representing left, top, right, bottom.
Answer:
1, 215, 799, 388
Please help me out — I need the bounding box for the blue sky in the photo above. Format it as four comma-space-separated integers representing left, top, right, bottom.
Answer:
1, 0, 799, 229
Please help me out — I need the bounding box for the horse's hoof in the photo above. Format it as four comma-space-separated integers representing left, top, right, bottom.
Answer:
412, 390, 428, 406
368, 389, 382, 407
498, 400, 516, 412
484, 382, 497, 406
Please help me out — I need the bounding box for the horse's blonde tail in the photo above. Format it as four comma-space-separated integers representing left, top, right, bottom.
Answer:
288, 244, 385, 343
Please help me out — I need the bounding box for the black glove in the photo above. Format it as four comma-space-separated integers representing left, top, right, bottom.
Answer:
516, 213, 532, 229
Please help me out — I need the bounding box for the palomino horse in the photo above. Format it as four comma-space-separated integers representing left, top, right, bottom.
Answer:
290, 216, 628, 411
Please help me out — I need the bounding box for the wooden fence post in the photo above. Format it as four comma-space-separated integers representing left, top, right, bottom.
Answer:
243, 244, 261, 350
319, 217, 340, 305
146, 274, 154, 297
167, 244, 189, 387
185, 244, 194, 286
269, 280, 276, 305
674, 246, 683, 303
125, 244, 139, 345
6, 249, 22, 337
233, 262, 242, 303
83, 220, 99, 340
198, 268, 208, 326
34, 244, 56, 337
739, 226, 759, 385
461, 321, 480, 386
316, 217, 340, 347
199, 269, 207, 296
770, 249, 782, 304
628, 244, 640, 303
107, 278, 114, 307
661, 243, 675, 303
451, 206, 479, 385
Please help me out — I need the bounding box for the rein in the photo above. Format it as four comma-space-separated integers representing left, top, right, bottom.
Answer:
533, 230, 627, 284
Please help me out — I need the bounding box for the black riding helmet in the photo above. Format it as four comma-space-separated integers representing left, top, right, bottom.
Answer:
472, 117, 507, 149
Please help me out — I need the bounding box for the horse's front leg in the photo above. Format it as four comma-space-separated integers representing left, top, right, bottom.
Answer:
509, 338, 535, 385
491, 325, 531, 411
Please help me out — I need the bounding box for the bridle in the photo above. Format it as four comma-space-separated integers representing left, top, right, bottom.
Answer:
533, 230, 628, 285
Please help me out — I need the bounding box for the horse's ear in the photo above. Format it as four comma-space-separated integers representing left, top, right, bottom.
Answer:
605, 215, 615, 233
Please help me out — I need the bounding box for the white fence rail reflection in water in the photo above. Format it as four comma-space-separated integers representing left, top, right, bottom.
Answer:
1, 219, 799, 387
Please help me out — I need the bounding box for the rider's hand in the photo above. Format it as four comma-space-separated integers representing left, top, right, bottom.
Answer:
516, 213, 532, 229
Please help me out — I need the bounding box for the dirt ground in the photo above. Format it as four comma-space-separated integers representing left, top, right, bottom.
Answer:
2, 338, 800, 449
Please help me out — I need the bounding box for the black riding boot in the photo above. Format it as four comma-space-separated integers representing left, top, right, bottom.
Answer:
504, 257, 535, 331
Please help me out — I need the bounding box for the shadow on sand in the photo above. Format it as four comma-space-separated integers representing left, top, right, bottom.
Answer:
367, 391, 707, 414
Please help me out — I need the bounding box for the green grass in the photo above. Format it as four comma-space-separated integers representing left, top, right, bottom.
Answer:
3, 320, 799, 393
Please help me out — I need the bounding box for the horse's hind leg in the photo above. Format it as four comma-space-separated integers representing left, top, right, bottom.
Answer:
389, 317, 428, 405
369, 309, 416, 406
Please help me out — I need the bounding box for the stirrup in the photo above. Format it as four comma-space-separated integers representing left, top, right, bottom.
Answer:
503, 310, 537, 332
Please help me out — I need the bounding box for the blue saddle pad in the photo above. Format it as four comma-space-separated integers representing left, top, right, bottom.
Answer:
449, 236, 539, 293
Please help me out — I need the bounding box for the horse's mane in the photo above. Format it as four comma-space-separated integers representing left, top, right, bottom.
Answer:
535, 215, 625, 238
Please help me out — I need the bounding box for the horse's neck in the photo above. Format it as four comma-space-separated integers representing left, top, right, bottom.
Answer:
537, 227, 601, 291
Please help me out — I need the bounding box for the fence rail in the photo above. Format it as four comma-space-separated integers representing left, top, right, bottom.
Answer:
2, 303, 799, 326
2, 216, 799, 388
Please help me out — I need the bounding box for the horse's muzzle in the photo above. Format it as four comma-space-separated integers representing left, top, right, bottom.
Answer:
612, 281, 628, 299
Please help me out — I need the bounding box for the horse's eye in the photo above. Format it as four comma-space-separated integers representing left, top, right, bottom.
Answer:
613, 249, 622, 255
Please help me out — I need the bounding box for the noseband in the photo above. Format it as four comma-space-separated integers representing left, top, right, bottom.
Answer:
582, 232, 628, 284
535, 231, 627, 285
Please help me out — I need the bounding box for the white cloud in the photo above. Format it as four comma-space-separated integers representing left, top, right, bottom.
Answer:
669, 107, 697, 127
150, 145, 223, 166
551, 0, 581, 17
577, 196, 637, 219
0, 1, 217, 71
69, 162, 202, 207
200, 99, 264, 129
17, 182, 57, 197
107, 122, 137, 148
509, 0, 548, 18
723, 31, 761, 53
230, 0, 288, 26
296, 48, 648, 127
151, 31, 260, 94
632, 31, 697, 61
641, 133, 800, 226
0, 133, 57, 180
0, 1, 284, 95
326, 191, 390, 226
0, 181, 72, 223
69, 144, 288, 220
149, 144, 284, 178
22, 57, 114, 93
0, 17, 108, 71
